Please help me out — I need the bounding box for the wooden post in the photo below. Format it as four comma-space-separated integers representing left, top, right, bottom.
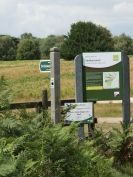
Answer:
122, 53, 130, 124
75, 55, 85, 139
36, 90, 48, 113
42, 89, 49, 121
36, 103, 42, 113
42, 89, 48, 109
50, 47, 60, 124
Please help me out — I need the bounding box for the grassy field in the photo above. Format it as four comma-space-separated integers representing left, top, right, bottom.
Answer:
0, 57, 133, 117
0, 60, 75, 102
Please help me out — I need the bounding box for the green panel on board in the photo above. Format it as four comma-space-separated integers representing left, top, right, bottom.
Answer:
82, 54, 123, 101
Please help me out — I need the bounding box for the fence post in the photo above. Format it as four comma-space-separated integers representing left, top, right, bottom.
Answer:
42, 89, 49, 121
36, 104, 42, 114
42, 89, 48, 109
50, 47, 61, 124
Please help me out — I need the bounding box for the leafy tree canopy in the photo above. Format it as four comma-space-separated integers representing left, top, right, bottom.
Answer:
113, 33, 133, 55
61, 21, 114, 60
20, 32, 36, 40
0, 35, 19, 60
40, 35, 64, 57
16, 38, 41, 60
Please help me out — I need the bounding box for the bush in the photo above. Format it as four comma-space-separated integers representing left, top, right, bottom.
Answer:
0, 35, 19, 60
16, 39, 41, 60
1, 77, 133, 177
61, 21, 114, 60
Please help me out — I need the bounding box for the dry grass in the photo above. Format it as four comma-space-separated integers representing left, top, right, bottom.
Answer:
0, 59, 75, 102
95, 103, 122, 117
0, 57, 133, 117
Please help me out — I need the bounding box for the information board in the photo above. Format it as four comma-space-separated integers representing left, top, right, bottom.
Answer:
82, 52, 123, 101
75, 52, 130, 123
65, 103, 93, 123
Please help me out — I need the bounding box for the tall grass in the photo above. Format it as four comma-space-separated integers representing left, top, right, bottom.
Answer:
0, 57, 133, 117
0, 60, 75, 102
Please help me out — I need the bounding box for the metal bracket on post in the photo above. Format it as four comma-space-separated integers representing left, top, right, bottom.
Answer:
50, 47, 61, 124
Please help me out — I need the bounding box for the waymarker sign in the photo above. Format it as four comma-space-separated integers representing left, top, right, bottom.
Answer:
39, 60, 51, 72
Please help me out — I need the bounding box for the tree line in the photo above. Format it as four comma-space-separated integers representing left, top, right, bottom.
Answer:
0, 21, 133, 60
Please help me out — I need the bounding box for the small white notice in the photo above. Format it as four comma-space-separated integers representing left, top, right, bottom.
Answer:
65, 103, 93, 123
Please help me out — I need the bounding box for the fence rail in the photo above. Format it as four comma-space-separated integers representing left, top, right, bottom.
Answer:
1, 90, 133, 124
1, 89, 133, 111
4, 98, 133, 110
0, 90, 74, 111
4, 99, 75, 110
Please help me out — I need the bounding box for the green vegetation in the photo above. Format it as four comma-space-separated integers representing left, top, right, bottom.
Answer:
16, 38, 41, 60
1, 21, 133, 60
0, 35, 19, 60
40, 35, 64, 58
114, 33, 133, 55
0, 33, 64, 61
0, 78, 133, 177
61, 21, 114, 59
0, 57, 133, 117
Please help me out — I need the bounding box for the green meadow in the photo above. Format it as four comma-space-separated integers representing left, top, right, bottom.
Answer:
0, 60, 74, 102
0, 57, 133, 117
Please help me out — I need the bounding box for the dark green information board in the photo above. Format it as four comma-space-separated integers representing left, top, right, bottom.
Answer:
81, 52, 123, 101
83, 67, 123, 101
75, 52, 130, 123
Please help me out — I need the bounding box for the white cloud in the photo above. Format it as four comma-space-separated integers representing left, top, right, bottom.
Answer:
114, 1, 133, 14
0, 0, 133, 37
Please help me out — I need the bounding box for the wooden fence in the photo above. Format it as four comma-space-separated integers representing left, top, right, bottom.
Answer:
1, 89, 132, 124
1, 89, 133, 111
0, 90, 75, 112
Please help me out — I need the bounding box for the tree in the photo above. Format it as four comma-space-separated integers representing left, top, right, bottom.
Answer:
16, 38, 41, 60
40, 35, 64, 57
61, 21, 114, 60
0, 35, 19, 60
20, 32, 36, 40
113, 33, 133, 55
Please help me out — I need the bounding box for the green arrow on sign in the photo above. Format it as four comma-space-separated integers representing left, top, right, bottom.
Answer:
39, 60, 51, 72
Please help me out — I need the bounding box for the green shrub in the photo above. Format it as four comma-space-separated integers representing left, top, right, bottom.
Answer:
94, 123, 133, 165
1, 77, 132, 177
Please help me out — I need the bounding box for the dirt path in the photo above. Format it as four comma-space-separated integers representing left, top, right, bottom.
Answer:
97, 117, 133, 123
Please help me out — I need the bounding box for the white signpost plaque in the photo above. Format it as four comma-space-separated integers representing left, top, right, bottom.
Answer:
65, 103, 93, 123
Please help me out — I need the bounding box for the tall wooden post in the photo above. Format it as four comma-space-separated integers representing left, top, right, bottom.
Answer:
75, 55, 85, 139
122, 53, 130, 124
50, 47, 61, 124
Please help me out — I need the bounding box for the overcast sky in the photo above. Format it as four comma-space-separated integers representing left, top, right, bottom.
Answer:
0, 0, 133, 38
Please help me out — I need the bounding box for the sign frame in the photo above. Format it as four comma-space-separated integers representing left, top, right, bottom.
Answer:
75, 52, 130, 123
65, 102, 94, 124
39, 60, 51, 73
82, 52, 123, 101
